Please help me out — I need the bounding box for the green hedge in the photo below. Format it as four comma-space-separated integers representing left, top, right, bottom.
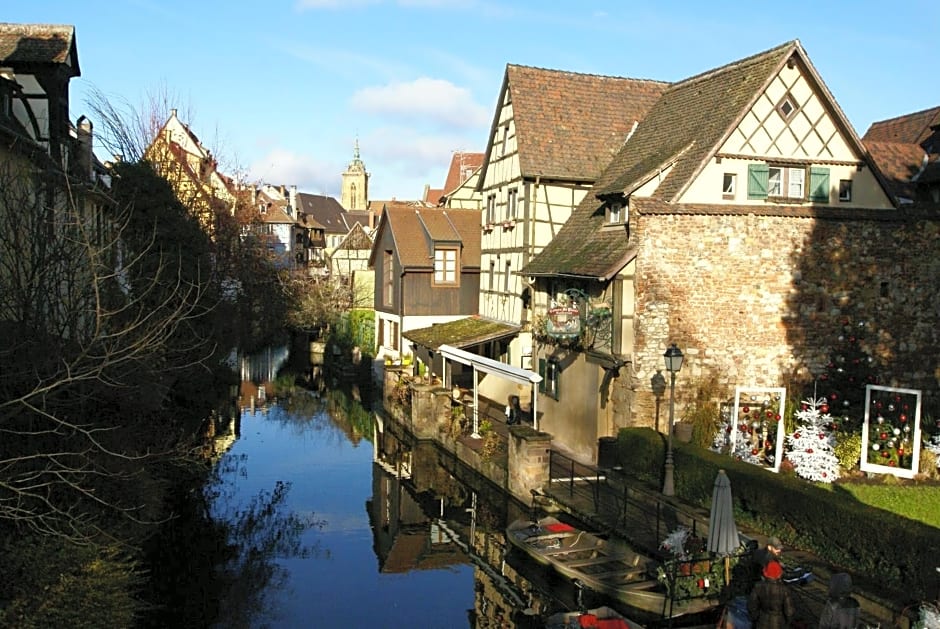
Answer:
614, 428, 940, 603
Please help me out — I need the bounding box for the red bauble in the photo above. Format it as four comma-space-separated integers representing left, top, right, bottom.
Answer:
829, 393, 838, 401
751, 448, 759, 456
794, 432, 801, 439
880, 432, 887, 440
742, 406, 750, 414
820, 405, 829, 413
806, 448, 814, 454
775, 413, 781, 420
900, 414, 907, 423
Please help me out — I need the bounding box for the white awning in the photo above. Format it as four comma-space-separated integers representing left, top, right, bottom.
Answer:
439, 344, 543, 433
439, 344, 542, 386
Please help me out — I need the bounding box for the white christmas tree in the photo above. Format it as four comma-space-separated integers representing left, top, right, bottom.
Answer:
785, 397, 841, 483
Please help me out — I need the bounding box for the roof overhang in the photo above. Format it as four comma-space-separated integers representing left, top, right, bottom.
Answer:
404, 316, 520, 350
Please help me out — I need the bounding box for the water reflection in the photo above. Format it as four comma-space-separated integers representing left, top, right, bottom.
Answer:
202, 342, 618, 628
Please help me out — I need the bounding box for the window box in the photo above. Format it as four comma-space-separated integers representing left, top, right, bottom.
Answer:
483, 223, 494, 233
501, 219, 515, 229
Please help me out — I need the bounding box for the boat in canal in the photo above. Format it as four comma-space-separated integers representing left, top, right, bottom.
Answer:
544, 605, 643, 629
506, 516, 717, 621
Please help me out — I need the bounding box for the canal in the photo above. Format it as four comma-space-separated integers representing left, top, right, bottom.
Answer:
202, 344, 598, 628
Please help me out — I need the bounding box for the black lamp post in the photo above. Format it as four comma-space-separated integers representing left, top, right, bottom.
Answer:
651, 370, 666, 433
662, 343, 684, 497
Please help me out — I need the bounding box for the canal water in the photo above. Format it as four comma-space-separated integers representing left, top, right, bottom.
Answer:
204, 344, 594, 628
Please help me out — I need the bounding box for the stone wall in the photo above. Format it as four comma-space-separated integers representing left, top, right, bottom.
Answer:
629, 211, 940, 419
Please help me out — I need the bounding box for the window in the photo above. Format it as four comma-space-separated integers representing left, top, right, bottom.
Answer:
748, 164, 815, 201
500, 125, 509, 156
507, 188, 518, 220
504, 260, 511, 293
433, 247, 458, 285
383, 250, 394, 306
839, 179, 852, 202
382, 319, 399, 350
722, 173, 736, 199
489, 260, 495, 291
486, 194, 497, 225
605, 202, 624, 224
539, 358, 560, 400
776, 92, 799, 121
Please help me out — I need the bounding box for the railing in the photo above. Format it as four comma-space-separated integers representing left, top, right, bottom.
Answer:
548, 449, 606, 512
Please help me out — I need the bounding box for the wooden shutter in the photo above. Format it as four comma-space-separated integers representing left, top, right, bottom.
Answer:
810, 167, 830, 202
537, 359, 546, 393
747, 164, 769, 200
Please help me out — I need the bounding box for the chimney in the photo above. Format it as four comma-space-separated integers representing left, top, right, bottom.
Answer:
76, 115, 93, 181
289, 185, 298, 217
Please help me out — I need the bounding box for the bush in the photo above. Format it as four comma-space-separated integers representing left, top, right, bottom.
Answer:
833, 430, 862, 472
615, 427, 940, 602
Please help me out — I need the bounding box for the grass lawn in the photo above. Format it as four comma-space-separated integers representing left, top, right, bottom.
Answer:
835, 482, 940, 528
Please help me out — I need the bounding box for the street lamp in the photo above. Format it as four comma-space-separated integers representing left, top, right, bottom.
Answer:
651, 370, 666, 433
662, 343, 684, 497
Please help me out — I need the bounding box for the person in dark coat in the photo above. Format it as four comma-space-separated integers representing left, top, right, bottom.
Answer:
748, 560, 795, 629
818, 572, 860, 629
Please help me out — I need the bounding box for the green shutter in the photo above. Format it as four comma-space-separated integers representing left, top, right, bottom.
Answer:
552, 361, 560, 401
538, 358, 546, 393
810, 167, 830, 203
747, 164, 769, 200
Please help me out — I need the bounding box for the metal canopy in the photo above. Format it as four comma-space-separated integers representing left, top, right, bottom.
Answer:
439, 344, 542, 432
439, 344, 542, 386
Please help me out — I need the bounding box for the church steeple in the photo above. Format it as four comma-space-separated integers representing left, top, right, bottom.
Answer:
341, 139, 369, 210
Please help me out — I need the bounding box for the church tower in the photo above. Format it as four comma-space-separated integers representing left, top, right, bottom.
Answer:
340, 139, 369, 211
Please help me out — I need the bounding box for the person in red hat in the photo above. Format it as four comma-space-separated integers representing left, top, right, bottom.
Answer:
747, 560, 795, 629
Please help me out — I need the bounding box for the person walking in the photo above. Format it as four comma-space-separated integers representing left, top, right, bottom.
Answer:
747, 560, 795, 629
818, 572, 860, 629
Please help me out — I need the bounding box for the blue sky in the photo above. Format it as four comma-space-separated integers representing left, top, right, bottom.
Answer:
7, 1, 939, 201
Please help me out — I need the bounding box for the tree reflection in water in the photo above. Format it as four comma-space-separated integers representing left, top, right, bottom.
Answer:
208, 448, 327, 628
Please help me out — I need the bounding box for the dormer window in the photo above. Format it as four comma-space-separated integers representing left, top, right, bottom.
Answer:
605, 201, 625, 224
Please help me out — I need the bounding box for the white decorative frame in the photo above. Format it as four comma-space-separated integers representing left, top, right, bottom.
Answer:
729, 387, 787, 473
860, 384, 922, 479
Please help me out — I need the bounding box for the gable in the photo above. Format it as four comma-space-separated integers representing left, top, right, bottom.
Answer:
718, 58, 857, 162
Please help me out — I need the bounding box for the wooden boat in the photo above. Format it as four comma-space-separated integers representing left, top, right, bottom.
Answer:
507, 517, 716, 620
544, 605, 644, 629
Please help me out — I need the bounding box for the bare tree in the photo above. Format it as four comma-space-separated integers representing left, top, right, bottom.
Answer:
0, 156, 222, 544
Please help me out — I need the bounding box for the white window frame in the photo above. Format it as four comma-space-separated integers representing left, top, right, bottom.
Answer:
722, 173, 736, 199
433, 247, 458, 285
507, 188, 518, 220
768, 166, 806, 200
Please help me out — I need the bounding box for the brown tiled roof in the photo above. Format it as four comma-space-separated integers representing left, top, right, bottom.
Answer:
863, 106, 940, 147
597, 41, 798, 199
0, 23, 78, 74
480, 65, 668, 184
864, 141, 926, 201
424, 187, 444, 205
526, 40, 893, 279
442, 151, 484, 194
375, 206, 481, 270
404, 315, 519, 350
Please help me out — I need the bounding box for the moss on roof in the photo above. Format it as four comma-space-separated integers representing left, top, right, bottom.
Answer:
404, 316, 518, 350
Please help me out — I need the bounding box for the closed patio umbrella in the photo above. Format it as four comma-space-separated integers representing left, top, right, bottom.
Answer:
707, 469, 739, 584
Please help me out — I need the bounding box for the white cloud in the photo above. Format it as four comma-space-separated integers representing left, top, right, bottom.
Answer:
351, 77, 489, 129
247, 148, 342, 197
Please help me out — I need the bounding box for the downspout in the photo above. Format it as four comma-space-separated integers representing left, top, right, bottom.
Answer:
526, 177, 540, 426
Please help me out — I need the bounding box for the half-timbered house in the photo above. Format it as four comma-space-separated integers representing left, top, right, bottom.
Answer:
469, 64, 668, 408
522, 40, 935, 462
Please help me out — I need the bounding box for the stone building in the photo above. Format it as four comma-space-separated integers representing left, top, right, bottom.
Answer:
524, 40, 938, 463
